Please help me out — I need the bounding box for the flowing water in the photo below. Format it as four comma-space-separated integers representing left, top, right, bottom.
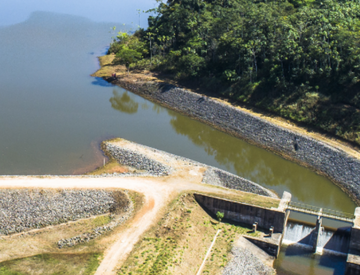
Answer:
0, 1, 357, 274
283, 220, 351, 255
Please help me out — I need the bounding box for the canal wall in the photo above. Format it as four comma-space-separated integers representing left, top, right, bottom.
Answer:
194, 193, 286, 257
110, 79, 360, 204
194, 193, 286, 233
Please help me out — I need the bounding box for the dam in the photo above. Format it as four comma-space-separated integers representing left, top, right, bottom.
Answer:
195, 192, 360, 275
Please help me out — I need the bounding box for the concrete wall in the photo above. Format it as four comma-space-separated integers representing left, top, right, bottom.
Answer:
346, 208, 360, 274
244, 236, 280, 257
194, 193, 286, 233
349, 227, 360, 255
114, 79, 360, 203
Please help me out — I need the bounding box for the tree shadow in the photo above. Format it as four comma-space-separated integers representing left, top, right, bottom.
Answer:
109, 90, 139, 114
92, 77, 114, 87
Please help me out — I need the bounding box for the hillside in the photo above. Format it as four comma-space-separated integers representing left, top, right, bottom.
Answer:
108, 0, 360, 147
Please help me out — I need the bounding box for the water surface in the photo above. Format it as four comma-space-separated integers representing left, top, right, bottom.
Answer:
0, 4, 357, 274
0, 9, 355, 211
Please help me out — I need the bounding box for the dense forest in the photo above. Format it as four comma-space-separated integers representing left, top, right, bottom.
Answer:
108, 0, 360, 146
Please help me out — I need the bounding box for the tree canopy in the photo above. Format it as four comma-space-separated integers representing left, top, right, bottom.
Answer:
109, 0, 360, 145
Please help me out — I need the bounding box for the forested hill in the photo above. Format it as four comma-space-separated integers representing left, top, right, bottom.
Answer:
108, 0, 360, 146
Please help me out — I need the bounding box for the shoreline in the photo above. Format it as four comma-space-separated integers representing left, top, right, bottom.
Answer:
92, 55, 360, 205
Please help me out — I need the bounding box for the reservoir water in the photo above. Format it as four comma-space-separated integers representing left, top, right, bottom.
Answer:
0, 1, 356, 274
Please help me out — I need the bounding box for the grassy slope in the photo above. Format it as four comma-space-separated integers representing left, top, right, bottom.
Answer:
118, 193, 268, 275
0, 253, 101, 275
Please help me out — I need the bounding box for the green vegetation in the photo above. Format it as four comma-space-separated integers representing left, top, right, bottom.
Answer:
92, 215, 111, 227
0, 253, 101, 275
109, 0, 360, 145
216, 211, 224, 222
117, 193, 261, 275
108, 32, 148, 72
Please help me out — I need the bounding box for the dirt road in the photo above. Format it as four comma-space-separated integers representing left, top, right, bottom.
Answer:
0, 171, 259, 275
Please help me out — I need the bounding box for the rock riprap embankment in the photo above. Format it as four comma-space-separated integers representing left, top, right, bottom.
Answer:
223, 246, 275, 275
58, 196, 133, 248
202, 167, 273, 197
105, 143, 171, 176
109, 78, 360, 203
104, 139, 277, 198
0, 189, 124, 235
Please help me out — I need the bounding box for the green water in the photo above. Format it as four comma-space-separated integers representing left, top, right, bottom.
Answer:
0, 4, 356, 274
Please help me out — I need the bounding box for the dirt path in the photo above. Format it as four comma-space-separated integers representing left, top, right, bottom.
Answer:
0, 174, 271, 274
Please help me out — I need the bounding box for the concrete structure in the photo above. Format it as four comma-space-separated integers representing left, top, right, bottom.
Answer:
194, 193, 289, 258
244, 235, 282, 257
194, 191, 360, 271
288, 202, 354, 223
313, 214, 323, 253
194, 193, 287, 233
346, 208, 360, 275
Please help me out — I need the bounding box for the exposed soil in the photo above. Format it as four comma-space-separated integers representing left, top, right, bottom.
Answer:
0, 172, 279, 275
118, 193, 267, 275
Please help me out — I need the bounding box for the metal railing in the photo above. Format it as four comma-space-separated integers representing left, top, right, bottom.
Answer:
322, 207, 355, 220
288, 201, 321, 213
288, 201, 354, 221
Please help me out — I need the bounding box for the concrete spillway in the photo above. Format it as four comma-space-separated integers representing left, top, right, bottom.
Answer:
282, 221, 351, 255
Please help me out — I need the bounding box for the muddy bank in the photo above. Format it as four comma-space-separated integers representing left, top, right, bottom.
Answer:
102, 75, 360, 205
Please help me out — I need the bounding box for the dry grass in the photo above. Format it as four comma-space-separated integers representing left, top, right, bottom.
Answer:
84, 158, 129, 176
0, 213, 109, 263
118, 193, 262, 275
0, 253, 101, 275
91, 55, 118, 78
0, 189, 144, 274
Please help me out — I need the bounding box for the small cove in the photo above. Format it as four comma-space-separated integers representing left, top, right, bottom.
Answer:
0, 5, 357, 274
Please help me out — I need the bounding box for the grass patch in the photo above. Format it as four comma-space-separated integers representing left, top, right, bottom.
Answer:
0, 253, 102, 275
118, 193, 261, 275
92, 215, 111, 227
127, 190, 145, 214
85, 158, 129, 176
91, 55, 117, 78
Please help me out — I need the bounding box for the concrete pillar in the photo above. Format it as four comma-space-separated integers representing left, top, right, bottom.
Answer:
278, 191, 292, 212
269, 226, 274, 237
312, 209, 322, 253
345, 207, 360, 275
253, 222, 258, 232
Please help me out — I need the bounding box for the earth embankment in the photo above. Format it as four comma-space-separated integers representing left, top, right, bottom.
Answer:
94, 59, 360, 205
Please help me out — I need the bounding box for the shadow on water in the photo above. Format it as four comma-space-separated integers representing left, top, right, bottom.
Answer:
109, 90, 139, 114
318, 254, 347, 275
284, 244, 313, 256
276, 245, 347, 275
91, 77, 114, 87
